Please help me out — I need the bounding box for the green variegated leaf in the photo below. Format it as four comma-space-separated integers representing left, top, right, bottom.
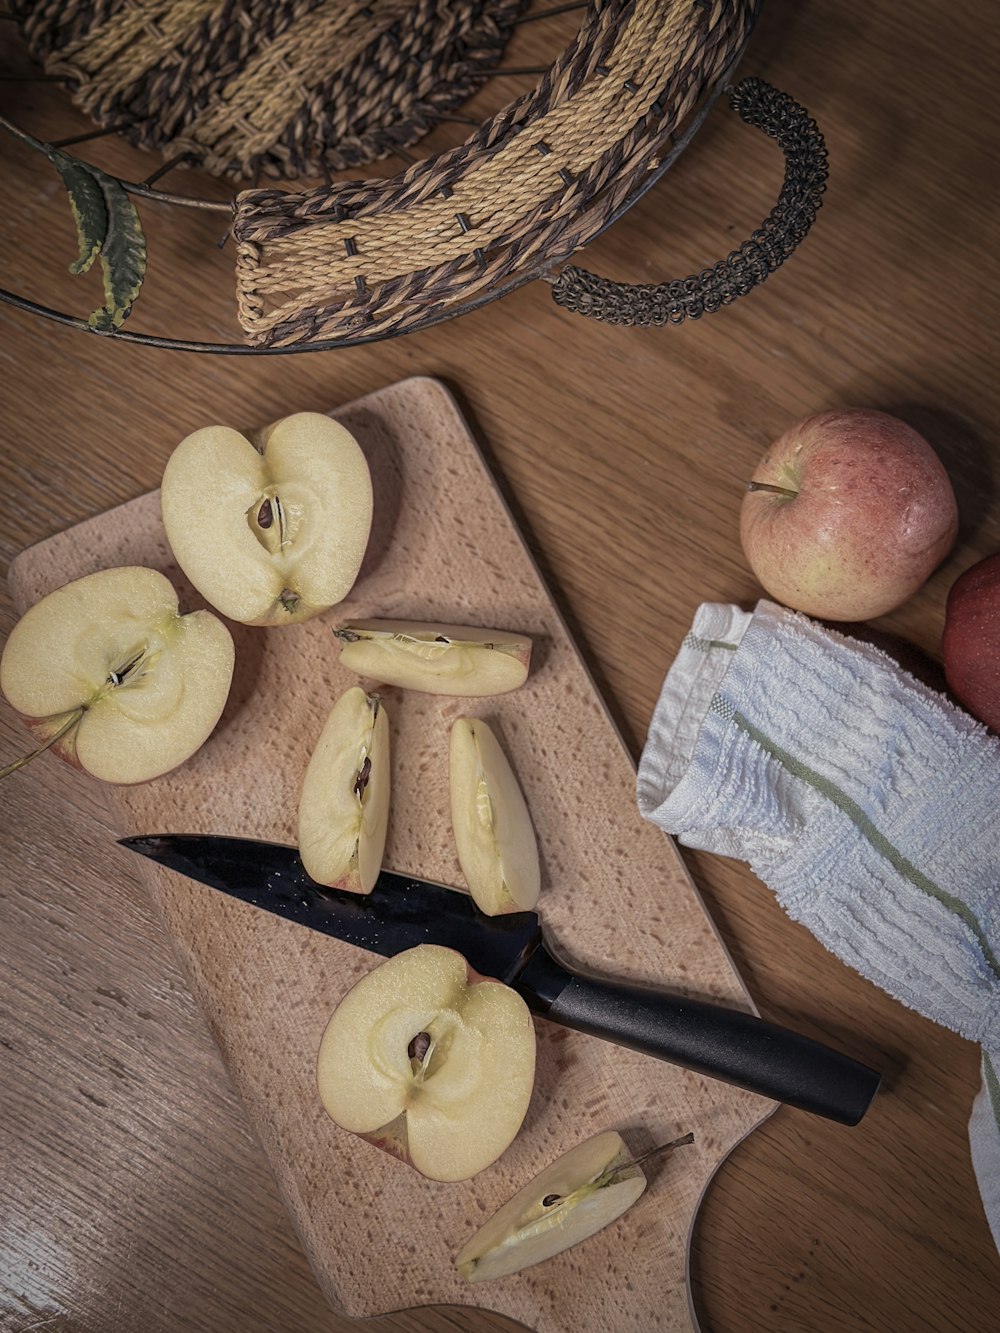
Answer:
46, 147, 147, 331
87, 168, 147, 331
51, 155, 107, 276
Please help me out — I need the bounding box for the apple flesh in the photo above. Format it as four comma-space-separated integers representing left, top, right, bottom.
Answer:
455, 1129, 693, 1282
334, 620, 531, 695
942, 552, 1000, 731
450, 717, 540, 915
0, 566, 234, 784
298, 686, 390, 893
740, 409, 958, 620
160, 412, 373, 626
316, 943, 536, 1182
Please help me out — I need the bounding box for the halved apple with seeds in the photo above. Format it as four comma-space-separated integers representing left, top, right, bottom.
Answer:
316, 944, 536, 1182
456, 1128, 694, 1282
334, 620, 531, 695
0, 566, 234, 784
450, 717, 540, 916
298, 685, 390, 894
161, 412, 373, 626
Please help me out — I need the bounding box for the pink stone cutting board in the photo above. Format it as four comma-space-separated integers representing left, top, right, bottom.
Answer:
8, 376, 772, 1332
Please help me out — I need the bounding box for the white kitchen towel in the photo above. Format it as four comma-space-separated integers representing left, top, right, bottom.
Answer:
636, 599, 1000, 1250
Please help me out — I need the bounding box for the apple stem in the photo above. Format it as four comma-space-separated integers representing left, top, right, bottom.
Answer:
745, 481, 799, 499
630, 1132, 695, 1169
0, 707, 84, 780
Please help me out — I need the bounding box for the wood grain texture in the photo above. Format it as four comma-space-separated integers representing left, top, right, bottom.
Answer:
2, 1, 1000, 1330
7, 378, 770, 1331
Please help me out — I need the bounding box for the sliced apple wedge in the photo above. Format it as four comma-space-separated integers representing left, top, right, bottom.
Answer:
298, 685, 390, 894
316, 944, 536, 1182
0, 566, 234, 784
450, 717, 540, 916
456, 1129, 694, 1282
334, 620, 531, 695
161, 411, 373, 626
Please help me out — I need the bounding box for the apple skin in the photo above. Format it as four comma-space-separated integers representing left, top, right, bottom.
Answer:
22, 711, 86, 771
942, 552, 1000, 731
740, 410, 958, 621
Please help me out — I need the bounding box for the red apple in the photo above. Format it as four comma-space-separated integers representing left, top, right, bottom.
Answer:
942, 552, 1000, 731
740, 410, 958, 621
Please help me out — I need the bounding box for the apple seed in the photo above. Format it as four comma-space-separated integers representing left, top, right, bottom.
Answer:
408, 1031, 431, 1063
248, 494, 289, 557
107, 649, 147, 687
541, 1193, 561, 1207
353, 755, 372, 797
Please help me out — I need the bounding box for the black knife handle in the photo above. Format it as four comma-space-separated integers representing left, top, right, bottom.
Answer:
518, 946, 880, 1125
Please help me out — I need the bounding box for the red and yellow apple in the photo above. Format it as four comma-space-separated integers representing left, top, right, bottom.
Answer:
942, 551, 1000, 731
740, 410, 958, 620
316, 944, 536, 1182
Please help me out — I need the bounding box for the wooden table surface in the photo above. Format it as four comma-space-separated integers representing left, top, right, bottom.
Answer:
1, 3, 998, 1331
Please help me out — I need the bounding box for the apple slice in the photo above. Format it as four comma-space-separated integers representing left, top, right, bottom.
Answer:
449, 717, 540, 916
334, 620, 531, 695
456, 1129, 694, 1282
298, 686, 390, 894
0, 566, 234, 784
316, 943, 536, 1182
161, 411, 373, 626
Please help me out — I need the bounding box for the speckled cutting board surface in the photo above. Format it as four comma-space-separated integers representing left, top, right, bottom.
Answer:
8, 377, 772, 1332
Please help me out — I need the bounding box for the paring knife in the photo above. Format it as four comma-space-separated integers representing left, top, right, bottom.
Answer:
121, 834, 880, 1125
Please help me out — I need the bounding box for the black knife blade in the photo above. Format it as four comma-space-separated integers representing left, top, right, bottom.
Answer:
121, 833, 880, 1125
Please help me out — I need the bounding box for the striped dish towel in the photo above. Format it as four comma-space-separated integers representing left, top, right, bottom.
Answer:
636, 599, 999, 1249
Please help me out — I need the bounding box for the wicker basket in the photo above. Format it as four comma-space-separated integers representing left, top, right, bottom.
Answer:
10, 0, 828, 353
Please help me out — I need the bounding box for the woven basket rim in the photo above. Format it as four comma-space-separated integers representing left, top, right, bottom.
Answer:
234, 0, 761, 347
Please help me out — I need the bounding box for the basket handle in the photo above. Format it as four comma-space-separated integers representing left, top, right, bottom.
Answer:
549, 78, 828, 326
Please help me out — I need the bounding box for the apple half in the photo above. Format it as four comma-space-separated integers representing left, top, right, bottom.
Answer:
0, 566, 234, 784
316, 944, 536, 1182
450, 717, 540, 916
160, 411, 373, 626
298, 685, 390, 894
334, 620, 531, 695
456, 1129, 694, 1282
